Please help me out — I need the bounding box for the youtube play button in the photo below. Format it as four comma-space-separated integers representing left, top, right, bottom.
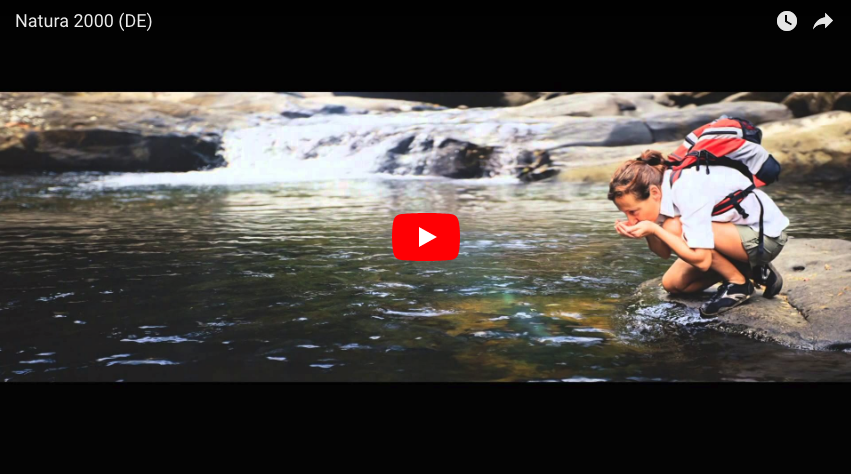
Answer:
392, 213, 460, 261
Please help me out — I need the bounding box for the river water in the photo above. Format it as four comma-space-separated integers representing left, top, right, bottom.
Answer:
1, 171, 850, 382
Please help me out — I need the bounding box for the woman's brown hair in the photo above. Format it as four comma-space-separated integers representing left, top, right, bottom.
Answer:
607, 150, 667, 201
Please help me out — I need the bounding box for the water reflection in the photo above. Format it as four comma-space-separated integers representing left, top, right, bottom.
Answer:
1, 174, 850, 381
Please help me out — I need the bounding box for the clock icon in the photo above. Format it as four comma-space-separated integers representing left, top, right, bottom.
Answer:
777, 11, 797, 31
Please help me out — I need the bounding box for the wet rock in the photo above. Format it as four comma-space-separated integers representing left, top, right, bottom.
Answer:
377, 135, 502, 179
721, 92, 794, 103
634, 238, 851, 352
503, 92, 674, 119
643, 102, 793, 142
0, 92, 226, 172
515, 150, 560, 182
666, 92, 739, 106
781, 92, 851, 118
540, 117, 653, 147
2, 129, 222, 172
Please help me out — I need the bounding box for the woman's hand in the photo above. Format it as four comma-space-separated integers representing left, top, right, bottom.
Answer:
623, 221, 659, 239
615, 219, 639, 239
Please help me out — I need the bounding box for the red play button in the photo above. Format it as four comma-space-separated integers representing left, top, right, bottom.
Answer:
392, 213, 460, 261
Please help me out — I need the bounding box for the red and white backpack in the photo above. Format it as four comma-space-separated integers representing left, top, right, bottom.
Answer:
665, 116, 782, 255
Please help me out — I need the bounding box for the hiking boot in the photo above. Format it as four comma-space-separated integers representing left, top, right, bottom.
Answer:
753, 262, 783, 299
700, 280, 755, 317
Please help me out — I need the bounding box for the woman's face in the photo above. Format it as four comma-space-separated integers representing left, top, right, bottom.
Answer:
614, 185, 662, 225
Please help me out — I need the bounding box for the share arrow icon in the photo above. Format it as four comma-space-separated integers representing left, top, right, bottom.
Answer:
813, 13, 833, 29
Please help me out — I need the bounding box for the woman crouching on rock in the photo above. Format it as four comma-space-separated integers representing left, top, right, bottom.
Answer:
608, 150, 790, 317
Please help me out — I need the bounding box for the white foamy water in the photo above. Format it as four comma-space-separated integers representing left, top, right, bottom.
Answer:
82, 111, 534, 189
88, 123, 383, 188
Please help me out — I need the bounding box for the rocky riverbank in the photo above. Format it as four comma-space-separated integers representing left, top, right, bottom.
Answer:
1, 91, 849, 182
634, 238, 851, 352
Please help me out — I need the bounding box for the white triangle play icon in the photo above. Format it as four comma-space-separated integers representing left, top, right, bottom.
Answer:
419, 227, 436, 247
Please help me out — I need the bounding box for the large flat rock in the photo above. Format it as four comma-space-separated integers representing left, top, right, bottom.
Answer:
635, 238, 851, 352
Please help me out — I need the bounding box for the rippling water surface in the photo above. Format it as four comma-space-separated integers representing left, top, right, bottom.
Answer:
1, 174, 850, 382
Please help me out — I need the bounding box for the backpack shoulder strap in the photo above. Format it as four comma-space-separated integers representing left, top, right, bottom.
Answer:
670, 168, 683, 188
